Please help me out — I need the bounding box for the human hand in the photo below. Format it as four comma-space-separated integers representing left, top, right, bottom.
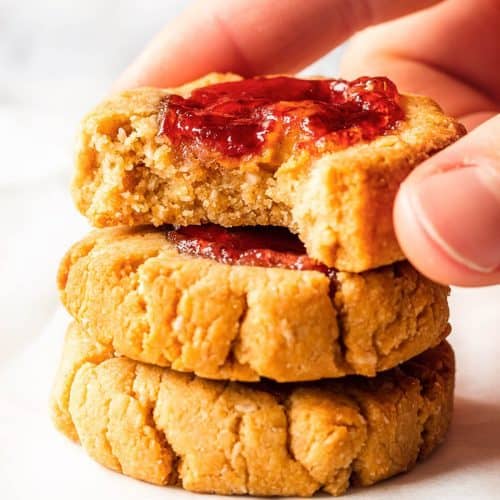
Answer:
340, 0, 500, 286
114, 0, 500, 286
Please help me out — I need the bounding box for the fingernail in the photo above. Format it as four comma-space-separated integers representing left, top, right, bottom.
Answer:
405, 163, 500, 273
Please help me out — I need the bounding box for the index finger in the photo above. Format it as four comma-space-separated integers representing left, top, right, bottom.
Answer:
113, 0, 443, 90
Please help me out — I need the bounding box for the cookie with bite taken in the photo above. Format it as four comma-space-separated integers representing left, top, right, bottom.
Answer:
72, 73, 465, 272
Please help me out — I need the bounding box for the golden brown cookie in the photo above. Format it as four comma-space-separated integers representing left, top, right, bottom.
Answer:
72, 73, 464, 272
51, 323, 455, 497
58, 227, 450, 382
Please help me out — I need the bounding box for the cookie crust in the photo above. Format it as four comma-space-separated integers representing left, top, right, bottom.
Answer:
51, 323, 455, 497
58, 227, 450, 382
72, 73, 465, 272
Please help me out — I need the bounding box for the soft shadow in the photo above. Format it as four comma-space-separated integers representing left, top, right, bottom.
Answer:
326, 397, 500, 497
374, 397, 500, 491
405, 396, 500, 479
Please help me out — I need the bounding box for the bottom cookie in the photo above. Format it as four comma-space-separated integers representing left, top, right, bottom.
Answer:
51, 323, 454, 497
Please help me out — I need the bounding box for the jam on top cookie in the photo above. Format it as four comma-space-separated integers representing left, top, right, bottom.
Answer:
166, 224, 334, 276
158, 76, 404, 159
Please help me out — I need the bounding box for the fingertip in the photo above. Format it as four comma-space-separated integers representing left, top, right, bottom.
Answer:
112, 0, 446, 91
394, 183, 500, 287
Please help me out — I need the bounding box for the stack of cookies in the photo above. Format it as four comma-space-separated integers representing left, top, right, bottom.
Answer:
51, 73, 465, 496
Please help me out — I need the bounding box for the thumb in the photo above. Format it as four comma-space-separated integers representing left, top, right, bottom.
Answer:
394, 115, 500, 287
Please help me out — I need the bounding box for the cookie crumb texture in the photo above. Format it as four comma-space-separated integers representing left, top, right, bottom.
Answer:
58, 227, 450, 382
72, 73, 465, 272
52, 324, 454, 497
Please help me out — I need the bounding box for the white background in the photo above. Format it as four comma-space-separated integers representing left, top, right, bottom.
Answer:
0, 1, 499, 498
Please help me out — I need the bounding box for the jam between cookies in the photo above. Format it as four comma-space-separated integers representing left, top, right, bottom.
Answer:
166, 224, 336, 278
158, 76, 404, 158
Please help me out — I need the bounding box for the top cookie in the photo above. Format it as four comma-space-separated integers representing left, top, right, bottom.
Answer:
73, 73, 465, 271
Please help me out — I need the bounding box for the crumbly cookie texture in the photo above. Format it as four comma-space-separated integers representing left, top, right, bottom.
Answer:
58, 227, 450, 382
51, 323, 455, 497
72, 73, 465, 272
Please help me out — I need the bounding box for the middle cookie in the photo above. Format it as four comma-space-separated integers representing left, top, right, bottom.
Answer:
58, 226, 450, 382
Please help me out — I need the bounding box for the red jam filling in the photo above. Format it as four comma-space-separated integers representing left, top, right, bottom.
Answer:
166, 224, 336, 277
158, 76, 403, 158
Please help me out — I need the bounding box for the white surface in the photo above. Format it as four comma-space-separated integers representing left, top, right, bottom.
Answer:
1, 1, 499, 498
